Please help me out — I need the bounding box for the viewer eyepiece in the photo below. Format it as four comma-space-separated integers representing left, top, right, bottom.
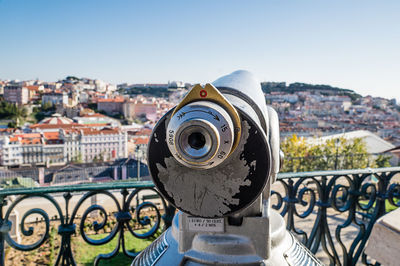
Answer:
188, 132, 206, 150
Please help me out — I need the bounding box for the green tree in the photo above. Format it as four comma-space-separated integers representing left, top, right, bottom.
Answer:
10, 104, 28, 127
0, 102, 28, 127
42, 101, 55, 111
375, 154, 391, 168
7, 121, 16, 128
280, 134, 382, 173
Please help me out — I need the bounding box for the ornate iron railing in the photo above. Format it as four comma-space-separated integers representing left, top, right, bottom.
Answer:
0, 167, 399, 265
0, 181, 176, 266
271, 167, 400, 266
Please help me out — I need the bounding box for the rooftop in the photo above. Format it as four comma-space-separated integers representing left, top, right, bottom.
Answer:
39, 113, 74, 125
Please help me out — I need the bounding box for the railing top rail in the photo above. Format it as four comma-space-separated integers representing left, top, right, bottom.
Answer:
0, 180, 155, 196
277, 166, 400, 179
1, 167, 399, 196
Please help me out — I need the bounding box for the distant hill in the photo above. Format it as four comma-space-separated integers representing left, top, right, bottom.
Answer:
124, 86, 172, 97
261, 82, 362, 101
122, 81, 362, 102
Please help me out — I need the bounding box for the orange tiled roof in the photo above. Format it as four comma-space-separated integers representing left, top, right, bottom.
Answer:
80, 128, 120, 135
97, 97, 124, 103
133, 137, 149, 145
25, 85, 40, 91
20, 138, 42, 145
30, 123, 82, 129
84, 123, 110, 127
9, 137, 19, 142
9, 133, 42, 145
43, 132, 60, 140
15, 133, 41, 138
132, 128, 152, 136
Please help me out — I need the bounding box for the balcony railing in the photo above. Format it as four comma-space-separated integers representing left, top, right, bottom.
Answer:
0, 181, 176, 266
271, 167, 400, 265
0, 167, 399, 265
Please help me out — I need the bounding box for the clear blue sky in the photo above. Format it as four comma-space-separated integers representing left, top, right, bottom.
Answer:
0, 0, 399, 100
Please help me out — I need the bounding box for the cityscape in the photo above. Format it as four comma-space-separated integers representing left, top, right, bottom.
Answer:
0, 75, 398, 188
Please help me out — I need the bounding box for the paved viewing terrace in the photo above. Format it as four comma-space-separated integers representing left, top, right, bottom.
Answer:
0, 167, 399, 265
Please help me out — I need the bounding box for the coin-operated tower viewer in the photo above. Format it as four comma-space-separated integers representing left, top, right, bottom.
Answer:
133, 70, 322, 265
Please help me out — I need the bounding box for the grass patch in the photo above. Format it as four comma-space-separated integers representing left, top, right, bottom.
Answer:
73, 231, 156, 266
358, 198, 399, 213
385, 200, 399, 212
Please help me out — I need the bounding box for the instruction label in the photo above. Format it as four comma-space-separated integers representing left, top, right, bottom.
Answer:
187, 217, 224, 232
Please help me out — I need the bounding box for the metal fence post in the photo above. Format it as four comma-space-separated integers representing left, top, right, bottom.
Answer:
0, 197, 10, 266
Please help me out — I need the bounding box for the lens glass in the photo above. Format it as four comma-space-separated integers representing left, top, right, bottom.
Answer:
188, 132, 206, 150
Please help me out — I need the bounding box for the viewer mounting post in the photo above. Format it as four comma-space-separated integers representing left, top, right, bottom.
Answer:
134, 70, 322, 265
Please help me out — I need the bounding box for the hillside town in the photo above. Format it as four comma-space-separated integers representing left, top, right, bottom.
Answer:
264, 82, 400, 145
0, 77, 399, 173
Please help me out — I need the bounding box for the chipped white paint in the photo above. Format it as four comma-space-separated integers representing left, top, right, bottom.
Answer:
156, 121, 253, 217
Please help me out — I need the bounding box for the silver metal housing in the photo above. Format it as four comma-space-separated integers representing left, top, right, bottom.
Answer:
166, 101, 234, 169
132, 211, 323, 266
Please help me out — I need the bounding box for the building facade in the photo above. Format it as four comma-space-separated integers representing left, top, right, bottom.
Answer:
0, 133, 66, 166
0, 127, 128, 166
122, 98, 157, 120
97, 98, 124, 115
42, 92, 68, 106
0, 136, 23, 165
4, 84, 29, 105
80, 128, 127, 162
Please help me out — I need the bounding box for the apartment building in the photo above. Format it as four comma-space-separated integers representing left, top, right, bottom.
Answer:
122, 97, 157, 120
42, 91, 68, 106
0, 133, 66, 166
3, 84, 29, 105
0, 127, 127, 166
59, 129, 81, 162
0, 136, 23, 165
97, 97, 124, 115
80, 128, 127, 162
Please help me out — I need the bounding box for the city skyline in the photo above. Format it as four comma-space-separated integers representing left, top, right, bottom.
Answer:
1, 0, 399, 101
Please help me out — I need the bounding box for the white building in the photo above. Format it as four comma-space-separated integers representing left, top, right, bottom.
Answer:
79, 128, 127, 162
0, 132, 66, 166
42, 92, 68, 106
265, 93, 299, 104
79, 91, 90, 103
59, 129, 81, 162
0, 136, 23, 166
1, 126, 128, 166
94, 79, 107, 92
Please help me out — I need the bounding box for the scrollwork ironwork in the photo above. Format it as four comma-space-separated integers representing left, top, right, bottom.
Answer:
0, 167, 398, 265
272, 167, 400, 266
0, 182, 176, 266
